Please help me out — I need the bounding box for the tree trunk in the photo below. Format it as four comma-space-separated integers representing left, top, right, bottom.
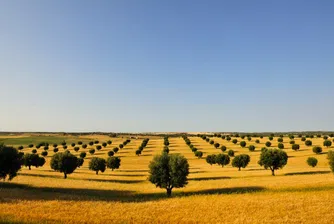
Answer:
29, 166, 31, 170
166, 188, 172, 197
238, 167, 241, 171
271, 169, 275, 176
96, 171, 98, 175
64, 172, 67, 179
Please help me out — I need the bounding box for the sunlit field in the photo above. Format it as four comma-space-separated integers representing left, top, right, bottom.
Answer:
1, 134, 334, 223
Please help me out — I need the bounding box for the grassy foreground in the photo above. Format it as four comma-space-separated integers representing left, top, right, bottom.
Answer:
1, 134, 334, 223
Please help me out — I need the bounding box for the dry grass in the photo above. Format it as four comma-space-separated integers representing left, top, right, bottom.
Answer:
1, 134, 334, 223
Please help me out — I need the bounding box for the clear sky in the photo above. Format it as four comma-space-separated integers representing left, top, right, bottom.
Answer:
1, 0, 333, 132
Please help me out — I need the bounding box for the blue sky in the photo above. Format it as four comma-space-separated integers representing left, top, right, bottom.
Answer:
1, 0, 333, 132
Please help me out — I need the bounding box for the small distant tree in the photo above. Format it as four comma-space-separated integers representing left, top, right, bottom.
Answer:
258, 148, 288, 176
289, 135, 294, 140
89, 141, 94, 146
102, 142, 107, 147
41, 151, 48, 157
53, 144, 58, 148
61, 141, 67, 146
240, 141, 246, 148
63, 145, 68, 150
248, 145, 255, 152
71, 143, 75, 147
206, 154, 216, 165
305, 140, 312, 146
148, 153, 189, 196
44, 146, 49, 151
108, 151, 114, 157
89, 157, 106, 175
195, 151, 203, 158
163, 146, 169, 154
53, 148, 59, 153
214, 143, 220, 149
226, 136, 231, 141
215, 154, 230, 167
28, 144, 34, 148
220, 145, 227, 152
78, 141, 83, 145
82, 144, 87, 149
268, 137, 273, 141
265, 141, 272, 147
74, 147, 80, 152
96, 145, 102, 150
94, 141, 99, 144
247, 137, 252, 141
77, 158, 84, 168
323, 140, 332, 148
50, 151, 78, 178
255, 140, 260, 144
18, 146, 24, 150
0, 144, 22, 180
136, 149, 142, 156
312, 146, 322, 154
107, 140, 112, 145
107, 156, 121, 171
209, 140, 214, 145
277, 138, 283, 143
89, 149, 95, 155
323, 136, 328, 140
292, 144, 300, 151
228, 150, 235, 157
119, 144, 124, 149
307, 157, 318, 167
79, 152, 86, 159
32, 149, 37, 154
289, 140, 295, 145
232, 139, 238, 144
278, 143, 284, 149
113, 147, 119, 153
232, 154, 250, 171
301, 137, 306, 141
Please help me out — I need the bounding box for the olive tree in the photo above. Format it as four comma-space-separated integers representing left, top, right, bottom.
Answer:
195, 151, 203, 158
89, 157, 106, 175
50, 151, 78, 178
305, 140, 312, 146
312, 146, 322, 154
232, 139, 238, 144
292, 144, 300, 151
249, 145, 255, 152
278, 143, 284, 149
220, 145, 227, 152
215, 154, 230, 167
232, 154, 250, 171
228, 150, 234, 157
41, 151, 48, 157
214, 143, 220, 149
0, 144, 22, 180
323, 140, 332, 148
89, 149, 95, 155
23, 153, 45, 170
108, 151, 114, 157
148, 153, 189, 196
255, 140, 260, 144
258, 148, 288, 176
307, 157, 318, 167
102, 142, 107, 147
79, 152, 87, 159
240, 141, 246, 148
113, 147, 119, 153
206, 154, 216, 166
265, 141, 272, 147
107, 156, 121, 171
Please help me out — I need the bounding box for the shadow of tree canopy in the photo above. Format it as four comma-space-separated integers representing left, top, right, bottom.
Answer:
0, 182, 265, 203
284, 171, 330, 176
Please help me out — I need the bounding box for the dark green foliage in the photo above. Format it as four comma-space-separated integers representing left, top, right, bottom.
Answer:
323, 140, 332, 148
89, 141, 94, 146
232, 154, 250, 170
215, 154, 230, 167
312, 146, 322, 154
289, 140, 295, 145
94, 141, 99, 144
89, 149, 95, 155
63, 145, 67, 150
51, 151, 78, 178
305, 140, 312, 146
277, 138, 283, 143
23, 153, 44, 170
327, 151, 334, 173
71, 143, 75, 147
323, 136, 328, 140
214, 143, 220, 149
82, 144, 87, 149
255, 140, 260, 144
61, 141, 67, 146
220, 145, 227, 152
53, 144, 58, 148
136, 149, 142, 156
53, 148, 59, 153
108, 151, 114, 157
232, 139, 238, 144
209, 140, 214, 145
107, 140, 112, 145
226, 136, 231, 141
292, 144, 300, 151
191, 147, 198, 152
268, 137, 273, 141
77, 158, 84, 168
228, 150, 234, 157
79, 152, 86, 159
28, 144, 34, 148
248, 145, 255, 152
289, 135, 294, 139
18, 146, 24, 150
163, 146, 169, 154
102, 142, 107, 147
247, 137, 252, 141
307, 157, 317, 167
96, 145, 102, 150
78, 141, 83, 145
265, 141, 271, 147
195, 151, 203, 158
278, 143, 284, 149
148, 153, 189, 196
44, 146, 49, 151
258, 149, 288, 176
0, 144, 22, 180
31, 149, 37, 154
107, 156, 121, 171
206, 154, 216, 165
89, 157, 106, 174
301, 137, 306, 141
119, 144, 124, 149
113, 147, 119, 153
41, 151, 48, 157
74, 147, 80, 152
240, 141, 246, 148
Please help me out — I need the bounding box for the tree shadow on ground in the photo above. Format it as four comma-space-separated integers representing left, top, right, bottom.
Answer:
284, 171, 330, 176
0, 182, 265, 203
188, 176, 231, 181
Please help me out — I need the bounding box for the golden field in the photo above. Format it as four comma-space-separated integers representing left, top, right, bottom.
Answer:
1, 134, 334, 223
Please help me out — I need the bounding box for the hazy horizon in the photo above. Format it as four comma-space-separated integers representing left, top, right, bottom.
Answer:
1, 1, 333, 132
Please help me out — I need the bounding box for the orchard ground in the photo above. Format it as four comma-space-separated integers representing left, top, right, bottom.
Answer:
1, 133, 334, 223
